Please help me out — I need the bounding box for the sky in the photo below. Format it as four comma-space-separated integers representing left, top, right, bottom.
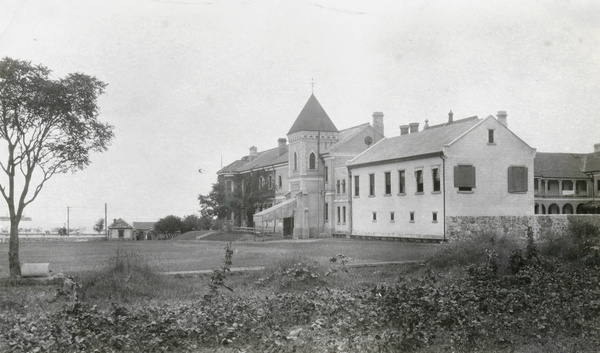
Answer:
0, 0, 599, 231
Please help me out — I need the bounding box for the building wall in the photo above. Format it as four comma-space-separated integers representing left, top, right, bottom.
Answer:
447, 214, 600, 242
108, 228, 133, 240
445, 118, 535, 217
350, 155, 445, 238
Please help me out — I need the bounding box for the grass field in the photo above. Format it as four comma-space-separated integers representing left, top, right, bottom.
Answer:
0, 236, 440, 277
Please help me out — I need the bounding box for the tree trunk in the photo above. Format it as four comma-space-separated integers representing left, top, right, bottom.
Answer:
9, 219, 21, 277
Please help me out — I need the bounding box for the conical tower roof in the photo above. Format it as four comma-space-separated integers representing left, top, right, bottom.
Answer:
287, 94, 339, 135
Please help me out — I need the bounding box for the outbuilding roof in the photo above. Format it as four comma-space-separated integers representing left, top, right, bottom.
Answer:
108, 218, 132, 229
348, 116, 480, 168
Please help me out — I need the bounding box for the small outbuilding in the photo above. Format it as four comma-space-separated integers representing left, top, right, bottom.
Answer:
108, 218, 133, 240
132, 222, 156, 240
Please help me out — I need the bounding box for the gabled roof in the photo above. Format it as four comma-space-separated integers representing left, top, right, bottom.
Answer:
217, 147, 288, 175
108, 218, 132, 229
325, 123, 380, 154
133, 222, 155, 230
535, 152, 599, 178
287, 94, 338, 135
348, 117, 480, 168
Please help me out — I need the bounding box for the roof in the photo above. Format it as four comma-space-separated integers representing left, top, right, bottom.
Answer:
108, 218, 132, 229
287, 94, 338, 135
348, 116, 480, 167
217, 146, 288, 174
132, 222, 155, 230
535, 152, 600, 178
325, 123, 372, 154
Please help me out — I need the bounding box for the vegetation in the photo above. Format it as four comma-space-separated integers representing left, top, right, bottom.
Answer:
153, 215, 184, 239
1, 223, 600, 352
93, 218, 105, 234
0, 57, 114, 277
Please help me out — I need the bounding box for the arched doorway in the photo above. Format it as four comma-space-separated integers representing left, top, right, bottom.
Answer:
548, 203, 560, 214
576, 204, 586, 214
562, 203, 573, 214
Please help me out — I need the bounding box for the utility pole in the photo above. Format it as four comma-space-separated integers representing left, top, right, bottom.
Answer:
67, 206, 70, 237
105, 203, 108, 237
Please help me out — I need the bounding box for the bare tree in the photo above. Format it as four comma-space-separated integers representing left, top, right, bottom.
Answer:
0, 58, 114, 277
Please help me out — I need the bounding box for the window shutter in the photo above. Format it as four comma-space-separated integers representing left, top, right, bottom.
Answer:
508, 166, 528, 192
454, 165, 476, 188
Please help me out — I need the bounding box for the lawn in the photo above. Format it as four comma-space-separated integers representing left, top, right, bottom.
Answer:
0, 236, 440, 276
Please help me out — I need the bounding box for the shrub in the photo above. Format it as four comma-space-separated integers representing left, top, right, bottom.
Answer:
427, 231, 522, 274
81, 248, 166, 302
255, 254, 326, 291
540, 220, 600, 265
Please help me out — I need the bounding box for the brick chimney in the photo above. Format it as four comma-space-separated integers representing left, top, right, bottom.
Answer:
497, 111, 508, 127
278, 138, 287, 156
400, 125, 409, 136
448, 110, 454, 123
372, 112, 384, 137
409, 122, 419, 133
249, 146, 258, 161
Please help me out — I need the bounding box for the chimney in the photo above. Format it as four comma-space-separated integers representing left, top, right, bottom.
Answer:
448, 110, 454, 123
497, 111, 508, 127
400, 125, 409, 136
423, 119, 430, 130
278, 138, 287, 156
595, 143, 600, 157
249, 146, 258, 161
372, 112, 384, 137
409, 122, 419, 133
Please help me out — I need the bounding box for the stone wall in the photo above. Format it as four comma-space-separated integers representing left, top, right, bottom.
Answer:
446, 215, 600, 242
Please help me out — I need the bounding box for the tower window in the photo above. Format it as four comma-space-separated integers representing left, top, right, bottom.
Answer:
293, 152, 297, 170
309, 152, 316, 170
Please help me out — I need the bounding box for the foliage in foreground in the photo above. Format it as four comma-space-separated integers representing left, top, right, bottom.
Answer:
2, 225, 600, 352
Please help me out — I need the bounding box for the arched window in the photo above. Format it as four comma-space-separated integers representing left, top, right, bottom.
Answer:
293, 152, 297, 170
309, 153, 316, 170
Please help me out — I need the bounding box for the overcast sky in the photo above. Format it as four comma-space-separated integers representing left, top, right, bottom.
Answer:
1, 0, 599, 231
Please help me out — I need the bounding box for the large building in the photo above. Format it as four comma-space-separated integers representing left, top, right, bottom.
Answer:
217, 94, 598, 240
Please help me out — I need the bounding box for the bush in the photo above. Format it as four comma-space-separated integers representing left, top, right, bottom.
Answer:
427, 231, 522, 274
540, 220, 600, 265
81, 248, 166, 302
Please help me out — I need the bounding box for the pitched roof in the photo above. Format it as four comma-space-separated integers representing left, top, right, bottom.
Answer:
108, 218, 132, 229
132, 222, 155, 230
584, 153, 600, 172
534, 152, 595, 178
325, 123, 378, 154
217, 147, 288, 174
348, 117, 480, 167
287, 94, 338, 135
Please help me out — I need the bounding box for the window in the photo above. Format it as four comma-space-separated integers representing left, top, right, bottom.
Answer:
598, 180, 600, 191
309, 152, 316, 169
354, 175, 360, 196
508, 166, 528, 193
415, 169, 424, 193
337, 207, 341, 224
293, 152, 297, 170
342, 179, 346, 194
432, 168, 440, 192
325, 166, 328, 182
278, 175, 282, 188
384, 172, 391, 195
372, 212, 377, 222
268, 175, 272, 189
342, 206, 346, 224
324, 203, 329, 222
258, 177, 263, 189
488, 129, 495, 144
390, 212, 395, 222
226, 180, 232, 192
410, 211, 415, 222
432, 212, 438, 223
454, 165, 476, 191
369, 174, 375, 196
398, 170, 405, 194
336, 180, 341, 194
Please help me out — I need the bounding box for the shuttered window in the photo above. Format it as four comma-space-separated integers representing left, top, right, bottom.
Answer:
508, 166, 528, 193
454, 165, 476, 190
